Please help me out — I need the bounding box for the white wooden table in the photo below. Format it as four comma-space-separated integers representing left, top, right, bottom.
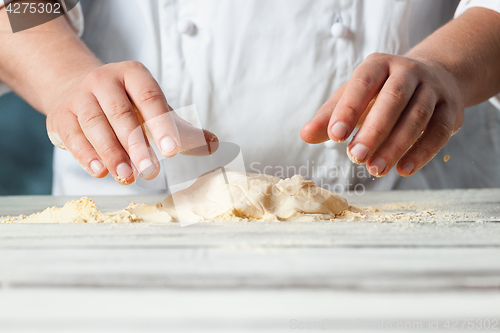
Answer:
0, 189, 499, 332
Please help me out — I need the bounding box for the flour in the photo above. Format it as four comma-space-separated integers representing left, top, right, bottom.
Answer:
1, 198, 153, 224
1, 170, 349, 223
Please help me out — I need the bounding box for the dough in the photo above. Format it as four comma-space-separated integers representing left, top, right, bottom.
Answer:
162, 169, 348, 222
1, 170, 348, 223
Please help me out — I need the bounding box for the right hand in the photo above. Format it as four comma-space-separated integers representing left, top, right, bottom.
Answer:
46, 61, 218, 185
301, 53, 464, 178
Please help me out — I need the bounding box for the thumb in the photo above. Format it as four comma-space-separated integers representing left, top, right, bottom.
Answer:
300, 83, 347, 144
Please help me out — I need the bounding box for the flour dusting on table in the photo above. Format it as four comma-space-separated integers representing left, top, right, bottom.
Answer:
1, 170, 348, 223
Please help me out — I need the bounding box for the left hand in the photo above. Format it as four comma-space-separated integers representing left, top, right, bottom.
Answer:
301, 53, 465, 177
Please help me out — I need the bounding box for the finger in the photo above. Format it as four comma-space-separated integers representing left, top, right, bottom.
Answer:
136, 107, 219, 157
396, 103, 456, 177
128, 124, 161, 180
76, 94, 137, 184
122, 62, 181, 157
49, 111, 108, 179
301, 83, 347, 144
355, 95, 377, 129
328, 54, 389, 142
366, 85, 437, 176
92, 80, 160, 181
347, 73, 419, 164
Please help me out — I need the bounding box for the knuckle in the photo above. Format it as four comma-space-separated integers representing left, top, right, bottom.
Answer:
340, 102, 359, 119
79, 112, 104, 130
416, 142, 435, 160
385, 86, 407, 103
410, 102, 433, 125
123, 60, 145, 70
433, 121, 453, 143
447, 101, 461, 113
73, 100, 95, 115
353, 76, 376, 90
363, 123, 387, 141
99, 143, 125, 164
100, 144, 115, 157
404, 59, 420, 73
367, 52, 386, 61
84, 69, 105, 84
60, 131, 81, 153
127, 139, 145, 156
72, 143, 91, 161
107, 103, 132, 120
390, 140, 407, 156
138, 90, 165, 105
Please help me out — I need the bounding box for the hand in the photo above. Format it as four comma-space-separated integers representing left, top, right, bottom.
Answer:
301, 53, 464, 177
46, 61, 218, 185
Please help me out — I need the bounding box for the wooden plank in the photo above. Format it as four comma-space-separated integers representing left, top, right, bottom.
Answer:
0, 221, 499, 291
0, 290, 499, 332
1, 247, 500, 291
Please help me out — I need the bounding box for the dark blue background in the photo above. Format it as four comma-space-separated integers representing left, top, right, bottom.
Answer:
0, 92, 53, 195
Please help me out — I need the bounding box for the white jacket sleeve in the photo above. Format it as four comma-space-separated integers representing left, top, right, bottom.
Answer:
0, 0, 84, 97
455, 0, 500, 110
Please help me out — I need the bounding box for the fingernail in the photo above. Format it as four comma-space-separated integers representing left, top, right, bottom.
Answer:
90, 160, 103, 175
139, 159, 155, 176
370, 157, 387, 176
330, 122, 349, 141
349, 143, 369, 163
160, 137, 178, 155
402, 161, 415, 175
116, 163, 133, 181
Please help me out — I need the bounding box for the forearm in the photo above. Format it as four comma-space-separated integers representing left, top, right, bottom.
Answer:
407, 7, 500, 108
0, 1, 101, 114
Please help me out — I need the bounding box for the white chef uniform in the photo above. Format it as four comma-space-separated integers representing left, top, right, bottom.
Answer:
1, 0, 500, 195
